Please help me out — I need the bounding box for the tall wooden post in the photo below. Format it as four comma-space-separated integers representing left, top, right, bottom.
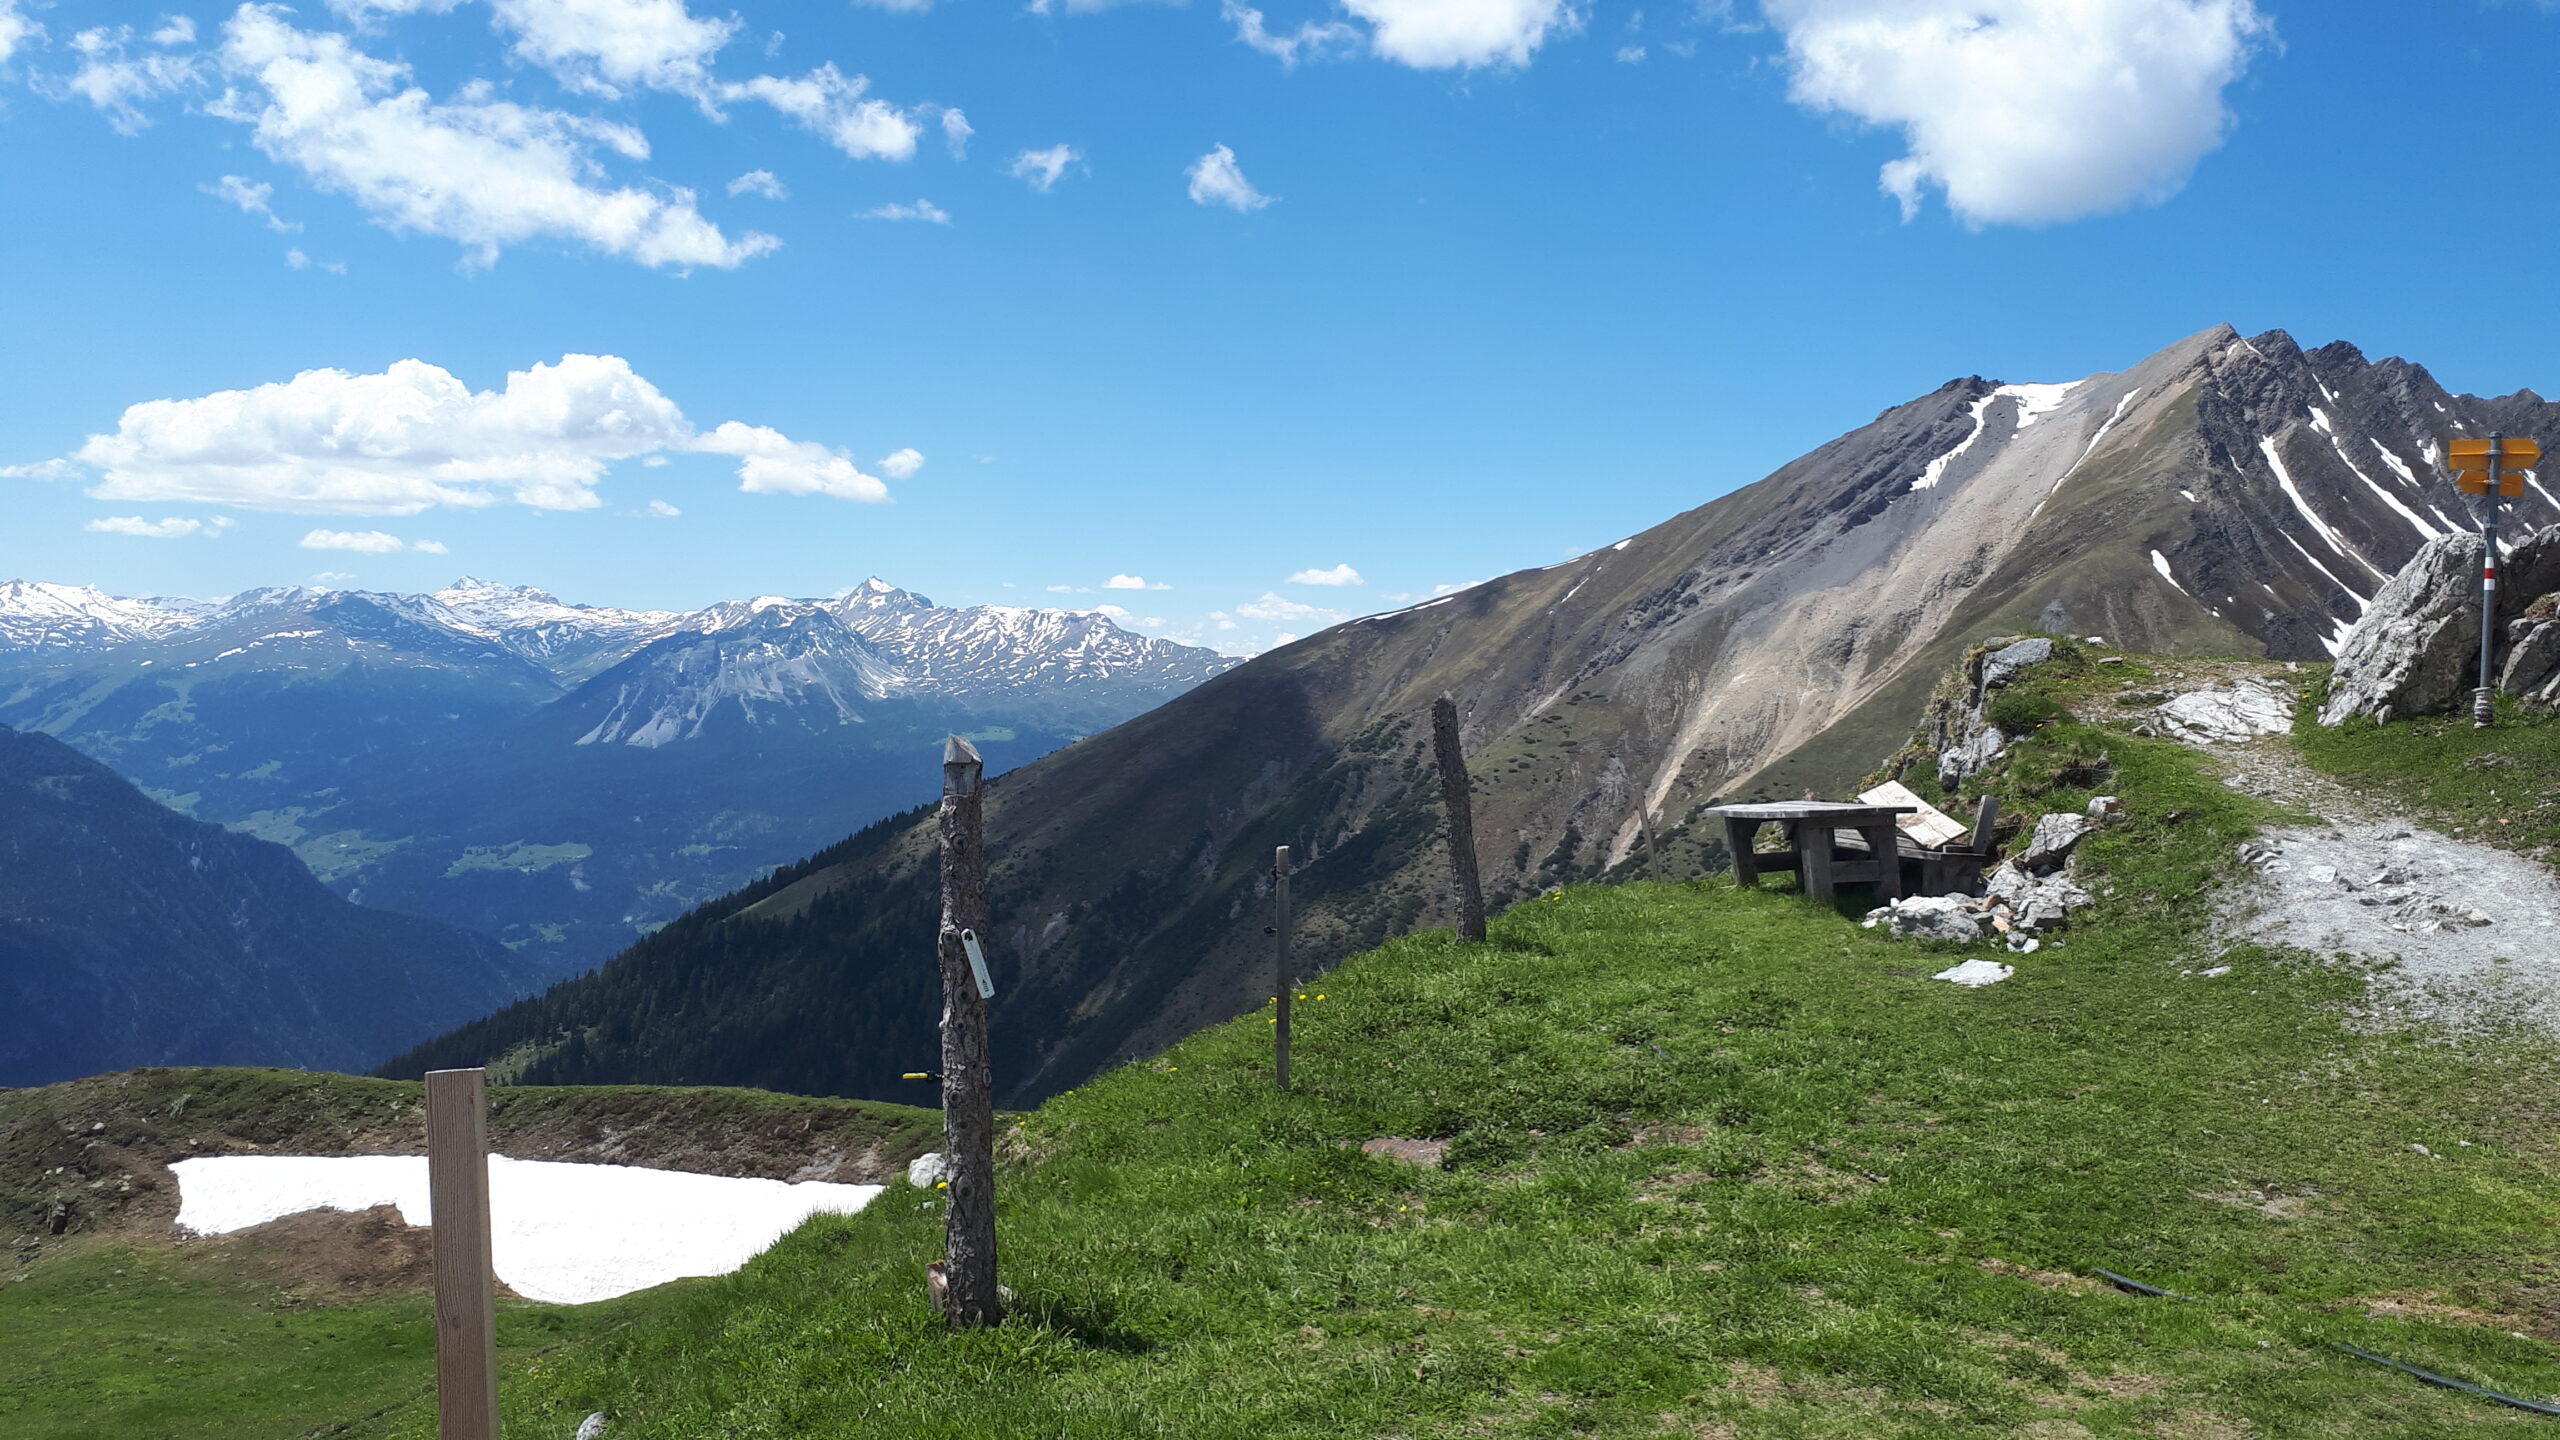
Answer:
1273, 845, 1293, 1091
1431, 696, 1486, 942
425, 1068, 498, 1440
935, 736, 1001, 1327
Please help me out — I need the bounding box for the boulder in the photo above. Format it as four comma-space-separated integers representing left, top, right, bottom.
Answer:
2018, 812, 2096, 872
2501, 616, 2560, 701
1979, 638, 2055, 690
907, 1152, 950, 1188
2322, 526, 2560, 725
2157, 679, 2293, 744
1938, 725, 2006, 787
1864, 895, 1990, 942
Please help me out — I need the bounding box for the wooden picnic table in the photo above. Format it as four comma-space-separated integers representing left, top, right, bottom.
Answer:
1706, 802, 1916, 902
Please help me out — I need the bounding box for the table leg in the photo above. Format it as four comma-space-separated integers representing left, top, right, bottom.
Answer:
1800, 825, 1835, 901
1862, 823, 1903, 901
1724, 818, 1759, 887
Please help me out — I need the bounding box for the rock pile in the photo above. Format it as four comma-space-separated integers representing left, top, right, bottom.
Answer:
1865, 806, 2101, 952
2321, 526, 2560, 725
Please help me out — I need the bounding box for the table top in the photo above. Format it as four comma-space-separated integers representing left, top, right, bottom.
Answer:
1705, 802, 1917, 821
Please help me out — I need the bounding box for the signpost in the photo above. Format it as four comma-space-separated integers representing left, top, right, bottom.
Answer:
425, 1068, 498, 1440
2446, 435, 2541, 727
934, 735, 1001, 1326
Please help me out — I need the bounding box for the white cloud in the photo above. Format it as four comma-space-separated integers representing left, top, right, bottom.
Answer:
1222, 0, 1363, 64
55, 353, 888, 515
644, 498, 680, 516
0, 459, 82, 481
1044, 584, 1074, 593
1286, 562, 1364, 586
1007, 144, 1083, 193
207, 174, 300, 232
940, 107, 972, 158
1339, 0, 1575, 68
150, 16, 198, 45
1186, 144, 1273, 212
1102, 574, 1149, 590
53, 24, 205, 133
1615, 42, 1643, 60
214, 6, 776, 270
284, 247, 348, 272
86, 514, 235, 539
727, 168, 787, 199
694, 422, 890, 502
0, 0, 39, 65
1765, 0, 2269, 226
301, 527, 445, 552
486, 0, 737, 103
861, 198, 950, 223
853, 0, 937, 11
722, 65, 923, 162
876, 447, 924, 479
1237, 591, 1343, 624
311, 570, 358, 583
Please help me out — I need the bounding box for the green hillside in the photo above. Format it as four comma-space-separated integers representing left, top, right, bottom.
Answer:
16, 664, 2560, 1437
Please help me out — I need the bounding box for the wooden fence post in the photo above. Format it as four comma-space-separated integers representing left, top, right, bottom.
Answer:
425, 1068, 498, 1440
935, 736, 1002, 1327
1431, 695, 1486, 942
1273, 845, 1293, 1091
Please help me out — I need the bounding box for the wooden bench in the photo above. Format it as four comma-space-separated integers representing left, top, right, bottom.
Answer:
1832, 795, 2004, 897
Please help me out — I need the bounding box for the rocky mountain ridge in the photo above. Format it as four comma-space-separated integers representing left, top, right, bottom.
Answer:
392, 323, 2560, 1108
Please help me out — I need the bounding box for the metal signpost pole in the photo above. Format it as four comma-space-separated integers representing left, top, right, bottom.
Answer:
2476, 438, 2503, 728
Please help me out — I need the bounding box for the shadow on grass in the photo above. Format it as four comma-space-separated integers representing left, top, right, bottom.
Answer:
1009, 1295, 1158, 1355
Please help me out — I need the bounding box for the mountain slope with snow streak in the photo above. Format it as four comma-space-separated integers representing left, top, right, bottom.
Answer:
396, 324, 2560, 1111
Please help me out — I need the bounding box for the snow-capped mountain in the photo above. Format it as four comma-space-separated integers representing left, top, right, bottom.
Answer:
0, 574, 1241, 980
571, 604, 907, 748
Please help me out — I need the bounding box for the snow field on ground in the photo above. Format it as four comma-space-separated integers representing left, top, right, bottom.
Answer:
170, 1154, 884, 1304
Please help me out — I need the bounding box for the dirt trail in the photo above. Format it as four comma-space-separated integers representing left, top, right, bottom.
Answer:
2122, 663, 2560, 1038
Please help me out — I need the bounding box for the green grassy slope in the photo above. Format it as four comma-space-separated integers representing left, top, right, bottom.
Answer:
384, 713, 2560, 1438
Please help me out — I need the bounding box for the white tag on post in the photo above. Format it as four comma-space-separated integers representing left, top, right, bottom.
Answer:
960, 928, 995, 1000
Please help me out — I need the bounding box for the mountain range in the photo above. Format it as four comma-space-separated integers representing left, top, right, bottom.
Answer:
0, 723, 530, 1084
386, 324, 2560, 1106
0, 577, 1238, 978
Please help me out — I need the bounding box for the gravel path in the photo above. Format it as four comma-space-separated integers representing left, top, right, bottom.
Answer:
2154, 674, 2560, 1038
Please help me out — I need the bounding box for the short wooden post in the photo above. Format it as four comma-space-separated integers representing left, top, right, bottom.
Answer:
425, 1068, 498, 1440
1273, 845, 1293, 1091
935, 736, 1001, 1327
1639, 806, 1659, 882
1431, 696, 1486, 942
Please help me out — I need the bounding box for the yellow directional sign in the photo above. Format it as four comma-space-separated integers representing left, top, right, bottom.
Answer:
2446, 436, 2541, 468
2458, 471, 2532, 496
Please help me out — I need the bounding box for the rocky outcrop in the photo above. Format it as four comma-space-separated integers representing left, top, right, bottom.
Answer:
1927, 638, 2060, 787
2503, 592, 2560, 705
2321, 526, 2560, 725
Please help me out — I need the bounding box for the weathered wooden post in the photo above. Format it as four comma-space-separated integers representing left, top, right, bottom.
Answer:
425, 1068, 498, 1440
935, 735, 1001, 1326
1431, 695, 1486, 942
1273, 845, 1293, 1091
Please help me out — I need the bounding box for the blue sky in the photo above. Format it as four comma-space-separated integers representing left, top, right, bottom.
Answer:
1, 0, 2553, 653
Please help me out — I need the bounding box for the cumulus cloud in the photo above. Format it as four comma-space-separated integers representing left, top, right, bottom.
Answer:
213, 6, 776, 270
940, 107, 972, 158
1006, 144, 1083, 193
1102, 574, 1157, 590
285, 247, 348, 272
876, 447, 924, 479
1338, 0, 1574, 67
727, 168, 786, 199
207, 174, 300, 232
301, 527, 446, 552
722, 64, 923, 162
1222, 0, 1363, 65
1186, 144, 1273, 211
51, 24, 205, 132
87, 514, 235, 539
53, 353, 891, 515
861, 198, 950, 223
0, 0, 35, 65
150, 16, 198, 45
1237, 591, 1344, 624
644, 498, 681, 516
852, 0, 937, 11
1765, 0, 2270, 226
1286, 563, 1364, 586
486, 0, 736, 102
694, 422, 890, 502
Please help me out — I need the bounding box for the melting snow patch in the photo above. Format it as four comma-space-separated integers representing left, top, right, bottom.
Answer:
2259, 437, 2378, 576
2180, 489, 2199, 503
170, 1155, 883, 1304
2001, 379, 2084, 427
1933, 959, 2014, 988
2150, 550, 2187, 593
